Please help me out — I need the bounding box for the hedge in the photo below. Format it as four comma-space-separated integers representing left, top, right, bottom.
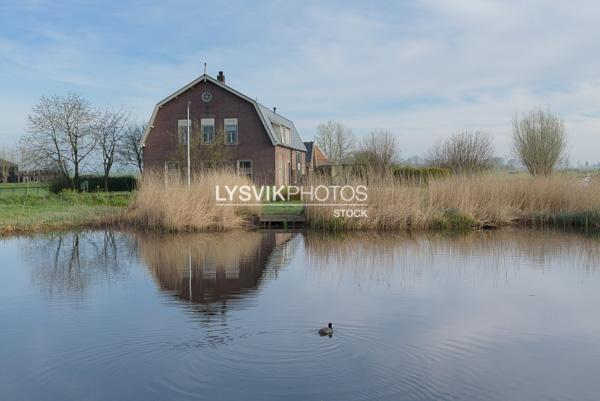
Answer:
49, 175, 137, 193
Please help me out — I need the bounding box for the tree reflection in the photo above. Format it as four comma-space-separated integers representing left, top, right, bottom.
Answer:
24, 231, 132, 298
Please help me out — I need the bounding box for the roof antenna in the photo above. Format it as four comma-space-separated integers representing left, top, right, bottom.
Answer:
203, 62, 207, 75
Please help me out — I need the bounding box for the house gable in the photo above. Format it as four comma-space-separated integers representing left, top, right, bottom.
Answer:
141, 74, 306, 152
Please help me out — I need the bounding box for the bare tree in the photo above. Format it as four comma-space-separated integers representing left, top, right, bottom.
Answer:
315, 121, 355, 164
94, 107, 130, 190
20, 93, 97, 189
427, 130, 495, 173
354, 129, 399, 170
512, 109, 567, 176
120, 122, 145, 174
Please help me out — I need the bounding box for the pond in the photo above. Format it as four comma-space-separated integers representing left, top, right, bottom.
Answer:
1, 229, 600, 401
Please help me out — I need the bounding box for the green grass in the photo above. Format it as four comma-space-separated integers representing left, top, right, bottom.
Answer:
0, 191, 133, 235
261, 200, 305, 216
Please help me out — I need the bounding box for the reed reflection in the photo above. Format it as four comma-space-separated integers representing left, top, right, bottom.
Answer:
304, 229, 600, 285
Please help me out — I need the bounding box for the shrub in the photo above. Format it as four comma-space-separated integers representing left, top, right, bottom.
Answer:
49, 175, 71, 194
427, 131, 495, 173
393, 166, 452, 183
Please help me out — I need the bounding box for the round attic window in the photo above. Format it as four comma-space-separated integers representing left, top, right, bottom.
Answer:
201, 91, 213, 103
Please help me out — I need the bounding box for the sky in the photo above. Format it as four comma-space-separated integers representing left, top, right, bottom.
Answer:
1, 0, 600, 164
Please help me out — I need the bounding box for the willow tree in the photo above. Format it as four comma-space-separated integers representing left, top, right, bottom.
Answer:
512, 109, 567, 176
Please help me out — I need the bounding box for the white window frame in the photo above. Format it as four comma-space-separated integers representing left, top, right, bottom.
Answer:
224, 118, 238, 145
237, 160, 253, 180
177, 119, 189, 145
201, 118, 215, 144
272, 122, 291, 145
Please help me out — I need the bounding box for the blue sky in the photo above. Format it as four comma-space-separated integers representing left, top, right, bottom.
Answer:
1, 0, 600, 163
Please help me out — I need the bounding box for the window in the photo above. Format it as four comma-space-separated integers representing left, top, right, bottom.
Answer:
283, 127, 291, 145
271, 123, 281, 141
201, 118, 215, 144
237, 160, 253, 179
271, 123, 290, 145
296, 151, 302, 173
165, 161, 180, 177
177, 120, 190, 145
224, 118, 238, 144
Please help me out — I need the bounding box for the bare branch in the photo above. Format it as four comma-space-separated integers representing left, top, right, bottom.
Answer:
426, 130, 495, 174
315, 121, 355, 164
354, 129, 400, 171
94, 107, 130, 190
20, 93, 97, 189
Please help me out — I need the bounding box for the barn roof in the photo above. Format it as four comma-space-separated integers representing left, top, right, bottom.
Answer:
141, 74, 306, 152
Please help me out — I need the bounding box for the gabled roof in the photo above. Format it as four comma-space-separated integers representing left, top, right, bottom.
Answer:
258, 104, 306, 152
140, 74, 306, 152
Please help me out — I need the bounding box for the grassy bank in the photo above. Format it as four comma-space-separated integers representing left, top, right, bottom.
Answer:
0, 191, 131, 235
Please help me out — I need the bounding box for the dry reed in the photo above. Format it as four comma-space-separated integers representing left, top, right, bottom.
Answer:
127, 169, 258, 232
306, 172, 600, 231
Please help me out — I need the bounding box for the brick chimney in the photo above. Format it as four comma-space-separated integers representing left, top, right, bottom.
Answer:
217, 71, 225, 83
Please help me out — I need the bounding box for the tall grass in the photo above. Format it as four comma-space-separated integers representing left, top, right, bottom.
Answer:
306, 171, 600, 231
128, 170, 257, 232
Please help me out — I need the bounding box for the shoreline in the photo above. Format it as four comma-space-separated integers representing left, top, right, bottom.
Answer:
2, 172, 599, 236
2, 208, 599, 237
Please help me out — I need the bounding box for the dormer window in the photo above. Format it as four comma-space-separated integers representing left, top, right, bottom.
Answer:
283, 127, 291, 145
272, 122, 291, 145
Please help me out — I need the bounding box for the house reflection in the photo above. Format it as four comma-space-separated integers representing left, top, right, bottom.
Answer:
137, 231, 297, 307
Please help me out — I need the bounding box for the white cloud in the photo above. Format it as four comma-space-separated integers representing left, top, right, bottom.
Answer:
1, 0, 600, 162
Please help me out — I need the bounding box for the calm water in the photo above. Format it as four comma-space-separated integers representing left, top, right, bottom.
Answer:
1, 229, 600, 401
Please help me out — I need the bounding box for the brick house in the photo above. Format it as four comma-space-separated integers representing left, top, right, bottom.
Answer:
141, 71, 307, 186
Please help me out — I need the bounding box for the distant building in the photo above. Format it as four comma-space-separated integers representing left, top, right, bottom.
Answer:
141, 71, 307, 186
303, 141, 330, 174
0, 159, 18, 183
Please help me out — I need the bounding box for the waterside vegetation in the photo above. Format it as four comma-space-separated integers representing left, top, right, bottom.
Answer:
2, 169, 599, 235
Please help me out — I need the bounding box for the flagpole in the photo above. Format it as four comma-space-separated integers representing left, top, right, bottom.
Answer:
187, 101, 191, 187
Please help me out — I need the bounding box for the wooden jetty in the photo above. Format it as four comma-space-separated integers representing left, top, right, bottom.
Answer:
256, 214, 306, 229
